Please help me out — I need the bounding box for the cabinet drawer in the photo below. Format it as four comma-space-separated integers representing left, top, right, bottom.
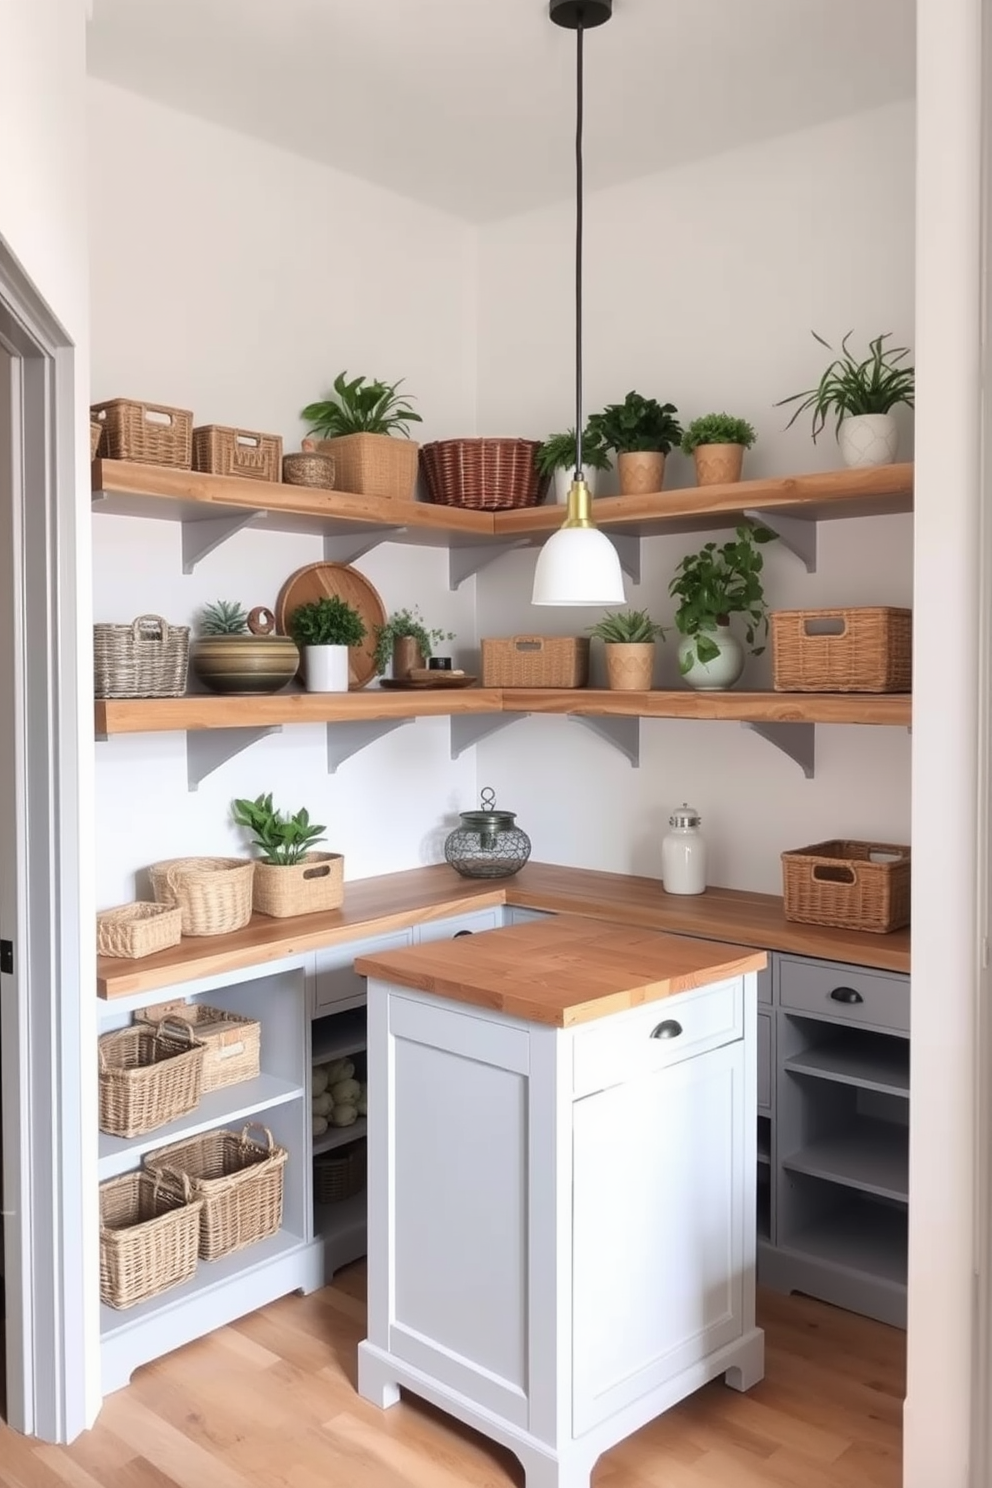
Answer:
777, 955, 909, 1034
571, 978, 743, 1099
757, 1010, 772, 1111
415, 908, 503, 942
313, 930, 413, 1016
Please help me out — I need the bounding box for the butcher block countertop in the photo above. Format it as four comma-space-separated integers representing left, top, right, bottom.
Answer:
355, 914, 768, 1027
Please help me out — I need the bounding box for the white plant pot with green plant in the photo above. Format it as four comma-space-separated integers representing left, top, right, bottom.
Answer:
587, 391, 683, 496
535, 427, 612, 503
669, 525, 776, 691
681, 413, 757, 487
287, 595, 367, 693
231, 793, 344, 918
301, 371, 422, 500
588, 608, 666, 691
373, 607, 455, 681
776, 331, 914, 469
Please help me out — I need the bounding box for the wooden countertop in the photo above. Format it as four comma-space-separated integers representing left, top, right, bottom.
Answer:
96, 860, 911, 999
355, 915, 768, 1026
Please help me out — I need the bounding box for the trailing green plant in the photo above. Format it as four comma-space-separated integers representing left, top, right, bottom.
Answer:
681, 413, 757, 455
587, 391, 683, 455
301, 372, 422, 439
231, 793, 326, 866
587, 608, 666, 644
669, 525, 776, 672
534, 426, 611, 478
288, 595, 367, 648
775, 331, 915, 442
199, 600, 249, 636
372, 607, 455, 676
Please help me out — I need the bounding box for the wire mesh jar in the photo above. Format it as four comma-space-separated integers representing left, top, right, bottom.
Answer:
444, 789, 532, 880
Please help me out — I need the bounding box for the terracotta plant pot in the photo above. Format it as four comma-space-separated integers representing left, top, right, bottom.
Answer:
392, 636, 425, 680
618, 451, 666, 495
605, 643, 655, 691
693, 443, 745, 486
190, 635, 299, 695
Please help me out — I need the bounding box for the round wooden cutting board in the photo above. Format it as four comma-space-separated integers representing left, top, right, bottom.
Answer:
275, 561, 386, 690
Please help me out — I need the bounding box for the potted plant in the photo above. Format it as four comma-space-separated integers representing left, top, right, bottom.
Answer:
587, 391, 683, 495
189, 601, 299, 695
669, 525, 776, 690
372, 607, 455, 680
287, 595, 367, 693
681, 413, 757, 487
301, 371, 423, 500
588, 608, 666, 691
231, 793, 343, 918
775, 331, 914, 468
535, 427, 612, 504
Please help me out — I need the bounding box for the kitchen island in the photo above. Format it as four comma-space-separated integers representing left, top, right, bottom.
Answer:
355, 914, 767, 1488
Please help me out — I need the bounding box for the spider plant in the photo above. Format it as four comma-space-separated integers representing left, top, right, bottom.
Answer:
775, 332, 915, 442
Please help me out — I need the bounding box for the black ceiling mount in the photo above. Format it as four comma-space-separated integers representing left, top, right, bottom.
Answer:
550, 0, 613, 29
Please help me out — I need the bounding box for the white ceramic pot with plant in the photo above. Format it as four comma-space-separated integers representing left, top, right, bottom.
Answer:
288, 594, 367, 693
372, 607, 456, 681
588, 607, 666, 690
776, 331, 914, 469
681, 413, 757, 487
535, 427, 612, 504
588, 391, 683, 496
231, 792, 344, 918
669, 525, 776, 691
301, 371, 422, 500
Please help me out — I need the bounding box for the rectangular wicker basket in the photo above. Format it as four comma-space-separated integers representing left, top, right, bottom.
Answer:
481, 635, 589, 688
94, 614, 190, 700
313, 1138, 366, 1206
136, 999, 261, 1092
90, 399, 193, 468
307, 434, 418, 501
192, 425, 283, 484
781, 839, 911, 934
145, 1122, 287, 1260
252, 853, 344, 918
771, 607, 912, 693
98, 1017, 205, 1138
99, 1170, 203, 1310
97, 902, 183, 960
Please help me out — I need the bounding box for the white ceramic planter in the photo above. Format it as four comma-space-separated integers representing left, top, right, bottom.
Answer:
304, 644, 350, 692
837, 413, 899, 468
678, 627, 744, 691
553, 464, 602, 504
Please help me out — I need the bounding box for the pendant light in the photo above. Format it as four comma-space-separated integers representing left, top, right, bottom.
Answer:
532, 0, 626, 608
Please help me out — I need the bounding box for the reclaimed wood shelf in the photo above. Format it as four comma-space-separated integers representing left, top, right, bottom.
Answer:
510, 689, 912, 727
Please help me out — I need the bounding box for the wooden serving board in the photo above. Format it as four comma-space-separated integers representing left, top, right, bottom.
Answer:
275, 561, 386, 690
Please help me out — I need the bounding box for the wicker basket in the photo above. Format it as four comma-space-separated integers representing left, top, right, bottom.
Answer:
94, 614, 190, 700
192, 425, 283, 484
90, 399, 193, 468
305, 434, 418, 501
90, 421, 102, 461
146, 1122, 287, 1260
314, 1139, 366, 1206
282, 451, 336, 489
782, 839, 911, 934
97, 902, 183, 960
771, 607, 912, 693
148, 857, 255, 937
136, 1000, 261, 1092
420, 438, 549, 511
481, 635, 590, 688
98, 1018, 205, 1139
252, 853, 344, 919
99, 1170, 203, 1310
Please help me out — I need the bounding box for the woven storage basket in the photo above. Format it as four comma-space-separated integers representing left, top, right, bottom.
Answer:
99, 1170, 203, 1310
282, 451, 336, 489
252, 853, 344, 919
771, 607, 912, 693
94, 614, 190, 700
314, 1139, 366, 1206
306, 434, 418, 501
90, 399, 193, 468
192, 425, 283, 484
90, 420, 102, 460
97, 902, 183, 960
420, 438, 549, 511
136, 1000, 261, 1092
146, 1122, 287, 1260
782, 839, 911, 934
481, 635, 590, 688
148, 857, 255, 937
98, 1017, 205, 1139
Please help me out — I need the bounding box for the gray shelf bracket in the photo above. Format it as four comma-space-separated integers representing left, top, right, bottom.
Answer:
449, 541, 528, 591
744, 509, 817, 573
742, 721, 816, 778
323, 527, 405, 564
450, 713, 528, 759
569, 714, 641, 767
186, 725, 282, 790
182, 511, 261, 574
326, 719, 407, 773
606, 532, 641, 585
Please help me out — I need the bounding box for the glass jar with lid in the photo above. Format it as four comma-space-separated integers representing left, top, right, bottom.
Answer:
444, 788, 532, 880
661, 802, 707, 895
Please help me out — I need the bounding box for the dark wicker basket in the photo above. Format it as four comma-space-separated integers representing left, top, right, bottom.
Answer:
313, 1138, 367, 1205
420, 438, 549, 511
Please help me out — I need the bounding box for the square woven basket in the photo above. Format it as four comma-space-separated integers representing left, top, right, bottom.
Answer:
135, 999, 261, 1092
98, 1017, 205, 1138
771, 607, 912, 693
99, 1170, 203, 1310
192, 425, 283, 483
481, 635, 589, 688
781, 839, 911, 934
93, 614, 190, 700
90, 399, 193, 468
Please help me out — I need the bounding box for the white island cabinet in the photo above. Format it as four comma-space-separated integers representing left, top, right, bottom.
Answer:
355, 915, 766, 1488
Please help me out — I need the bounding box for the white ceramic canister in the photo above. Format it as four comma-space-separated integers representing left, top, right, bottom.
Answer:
661, 803, 707, 895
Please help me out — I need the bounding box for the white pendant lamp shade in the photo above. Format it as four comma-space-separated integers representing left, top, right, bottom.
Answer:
531, 525, 626, 606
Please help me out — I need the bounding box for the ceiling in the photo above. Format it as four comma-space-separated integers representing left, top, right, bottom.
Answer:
86, 0, 916, 223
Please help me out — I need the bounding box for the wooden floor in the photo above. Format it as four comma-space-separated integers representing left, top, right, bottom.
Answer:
0, 1271, 904, 1488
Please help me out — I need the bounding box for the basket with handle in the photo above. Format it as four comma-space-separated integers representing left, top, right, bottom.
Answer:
420, 437, 549, 511
781, 839, 911, 933
90, 398, 193, 468
99, 1169, 203, 1309
94, 614, 190, 699
192, 425, 283, 483
148, 856, 255, 937
135, 999, 261, 1092
98, 1016, 205, 1138
481, 635, 590, 688
145, 1122, 288, 1260
771, 607, 912, 693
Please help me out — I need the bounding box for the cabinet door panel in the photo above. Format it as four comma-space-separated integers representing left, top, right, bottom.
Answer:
757, 1010, 772, 1112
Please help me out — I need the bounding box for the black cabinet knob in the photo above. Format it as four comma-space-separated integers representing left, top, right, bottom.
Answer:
453, 930, 474, 938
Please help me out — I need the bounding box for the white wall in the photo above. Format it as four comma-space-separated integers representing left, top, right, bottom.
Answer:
475, 103, 914, 892
88, 80, 480, 907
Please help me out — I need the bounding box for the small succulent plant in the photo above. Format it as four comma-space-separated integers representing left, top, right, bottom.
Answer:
200, 600, 249, 636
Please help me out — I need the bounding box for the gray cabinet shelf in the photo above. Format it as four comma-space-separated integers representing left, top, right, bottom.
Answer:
784, 1030, 909, 1097
781, 1118, 908, 1202
785, 1194, 908, 1288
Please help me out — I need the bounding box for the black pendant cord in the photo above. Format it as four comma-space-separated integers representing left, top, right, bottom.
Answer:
574, 19, 585, 480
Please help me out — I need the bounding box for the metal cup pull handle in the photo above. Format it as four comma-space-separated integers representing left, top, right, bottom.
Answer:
650, 1019, 683, 1040
829, 986, 864, 1004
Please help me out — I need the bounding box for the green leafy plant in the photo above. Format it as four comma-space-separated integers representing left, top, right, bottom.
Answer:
588, 608, 666, 644
669, 525, 776, 672
587, 391, 683, 455
681, 413, 757, 455
775, 331, 915, 442
199, 600, 248, 636
372, 607, 455, 676
288, 596, 367, 648
301, 372, 422, 439
231, 793, 326, 866
535, 426, 611, 478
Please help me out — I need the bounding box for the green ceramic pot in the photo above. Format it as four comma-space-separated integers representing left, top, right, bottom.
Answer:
190, 635, 300, 695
